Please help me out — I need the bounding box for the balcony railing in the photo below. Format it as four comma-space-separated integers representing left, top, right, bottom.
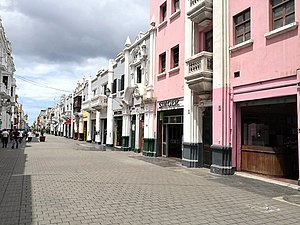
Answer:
91, 95, 108, 110
187, 0, 213, 25
0, 83, 10, 98
82, 99, 92, 111
185, 51, 213, 95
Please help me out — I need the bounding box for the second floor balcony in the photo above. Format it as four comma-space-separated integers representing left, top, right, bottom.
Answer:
91, 95, 108, 110
185, 51, 213, 95
0, 83, 10, 98
187, 0, 213, 26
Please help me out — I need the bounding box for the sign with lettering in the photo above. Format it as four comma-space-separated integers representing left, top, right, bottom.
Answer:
158, 98, 184, 111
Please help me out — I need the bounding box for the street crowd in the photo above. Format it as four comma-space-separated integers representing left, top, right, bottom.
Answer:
0, 129, 35, 149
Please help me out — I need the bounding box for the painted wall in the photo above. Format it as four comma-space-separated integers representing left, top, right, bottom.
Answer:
230, 0, 300, 86
151, 0, 185, 101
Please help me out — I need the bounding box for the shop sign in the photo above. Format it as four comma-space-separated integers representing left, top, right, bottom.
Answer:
158, 98, 184, 111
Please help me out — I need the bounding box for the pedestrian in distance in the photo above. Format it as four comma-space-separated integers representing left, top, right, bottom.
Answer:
11, 128, 20, 149
1, 129, 9, 148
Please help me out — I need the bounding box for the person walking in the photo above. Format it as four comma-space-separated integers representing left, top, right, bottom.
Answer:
11, 129, 20, 149
1, 129, 9, 148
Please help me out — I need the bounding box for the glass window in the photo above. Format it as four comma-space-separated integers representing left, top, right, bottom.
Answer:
159, 52, 166, 73
171, 45, 179, 68
136, 67, 142, 83
271, 0, 295, 30
173, 0, 180, 13
161, 2, 167, 22
234, 8, 251, 45
204, 30, 213, 52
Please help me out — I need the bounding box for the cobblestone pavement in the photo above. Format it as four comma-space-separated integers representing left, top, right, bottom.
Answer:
0, 135, 299, 225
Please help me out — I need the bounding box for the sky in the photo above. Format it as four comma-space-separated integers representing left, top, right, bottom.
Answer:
0, 0, 149, 125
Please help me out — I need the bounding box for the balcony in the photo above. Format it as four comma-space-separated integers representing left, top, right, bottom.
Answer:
11, 78, 16, 86
185, 51, 213, 95
91, 95, 108, 110
187, 0, 213, 26
82, 99, 92, 111
0, 83, 10, 98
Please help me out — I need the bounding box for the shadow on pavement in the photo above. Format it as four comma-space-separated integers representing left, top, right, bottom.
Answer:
0, 140, 32, 225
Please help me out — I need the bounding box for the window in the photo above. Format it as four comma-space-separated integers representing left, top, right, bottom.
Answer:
171, 45, 179, 68
204, 30, 213, 52
136, 67, 142, 83
159, 52, 166, 73
11, 87, 13, 96
112, 79, 117, 94
160, 2, 167, 22
271, 0, 294, 30
102, 84, 107, 95
93, 89, 97, 96
121, 75, 125, 90
234, 8, 251, 45
2, 76, 8, 88
118, 75, 125, 91
173, 0, 180, 13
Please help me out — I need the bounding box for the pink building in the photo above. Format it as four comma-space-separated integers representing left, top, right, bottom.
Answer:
228, 0, 299, 184
146, 0, 185, 157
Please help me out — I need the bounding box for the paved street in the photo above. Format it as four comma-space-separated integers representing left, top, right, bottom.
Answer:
0, 135, 299, 225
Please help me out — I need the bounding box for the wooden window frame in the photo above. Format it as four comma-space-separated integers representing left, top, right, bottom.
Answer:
160, 2, 167, 22
271, 0, 295, 30
173, 0, 180, 13
234, 8, 251, 45
159, 52, 166, 73
171, 45, 179, 68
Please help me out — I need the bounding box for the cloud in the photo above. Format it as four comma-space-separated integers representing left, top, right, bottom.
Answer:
0, 0, 149, 125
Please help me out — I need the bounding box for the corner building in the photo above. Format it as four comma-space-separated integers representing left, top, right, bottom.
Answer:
228, 0, 300, 184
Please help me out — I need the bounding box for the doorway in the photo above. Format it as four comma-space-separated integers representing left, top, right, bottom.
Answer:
203, 107, 212, 167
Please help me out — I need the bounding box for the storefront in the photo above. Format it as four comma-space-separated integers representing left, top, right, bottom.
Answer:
236, 96, 298, 180
157, 98, 184, 158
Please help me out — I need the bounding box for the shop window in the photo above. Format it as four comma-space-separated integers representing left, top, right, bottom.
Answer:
159, 52, 166, 73
234, 8, 251, 45
171, 45, 179, 68
136, 67, 142, 83
241, 103, 297, 148
204, 30, 213, 52
160, 2, 167, 22
271, 0, 294, 30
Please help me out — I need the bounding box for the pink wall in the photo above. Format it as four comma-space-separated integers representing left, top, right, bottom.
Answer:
230, 0, 300, 86
151, 0, 185, 101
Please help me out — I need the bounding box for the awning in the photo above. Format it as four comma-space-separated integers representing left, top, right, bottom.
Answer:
64, 120, 71, 125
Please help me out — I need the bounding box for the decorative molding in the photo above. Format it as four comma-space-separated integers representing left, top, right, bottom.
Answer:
229, 39, 253, 52
264, 22, 298, 39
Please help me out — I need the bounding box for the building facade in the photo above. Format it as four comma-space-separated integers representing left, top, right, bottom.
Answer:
228, 0, 300, 183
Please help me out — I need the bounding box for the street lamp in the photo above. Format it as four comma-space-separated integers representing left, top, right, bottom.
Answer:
104, 88, 111, 97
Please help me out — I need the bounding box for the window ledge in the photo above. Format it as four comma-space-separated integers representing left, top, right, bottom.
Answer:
157, 72, 166, 78
157, 20, 167, 30
170, 10, 181, 21
168, 66, 180, 74
229, 39, 253, 52
264, 22, 298, 39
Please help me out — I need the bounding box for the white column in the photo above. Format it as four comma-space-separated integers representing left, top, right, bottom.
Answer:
135, 114, 140, 150
95, 111, 101, 143
106, 59, 114, 146
70, 93, 74, 138
87, 113, 92, 142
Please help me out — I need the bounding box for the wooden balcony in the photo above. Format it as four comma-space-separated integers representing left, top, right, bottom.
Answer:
187, 0, 213, 26
185, 51, 213, 95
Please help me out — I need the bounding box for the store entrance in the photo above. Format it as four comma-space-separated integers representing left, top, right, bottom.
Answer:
240, 101, 298, 180
168, 124, 183, 158
203, 107, 212, 168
